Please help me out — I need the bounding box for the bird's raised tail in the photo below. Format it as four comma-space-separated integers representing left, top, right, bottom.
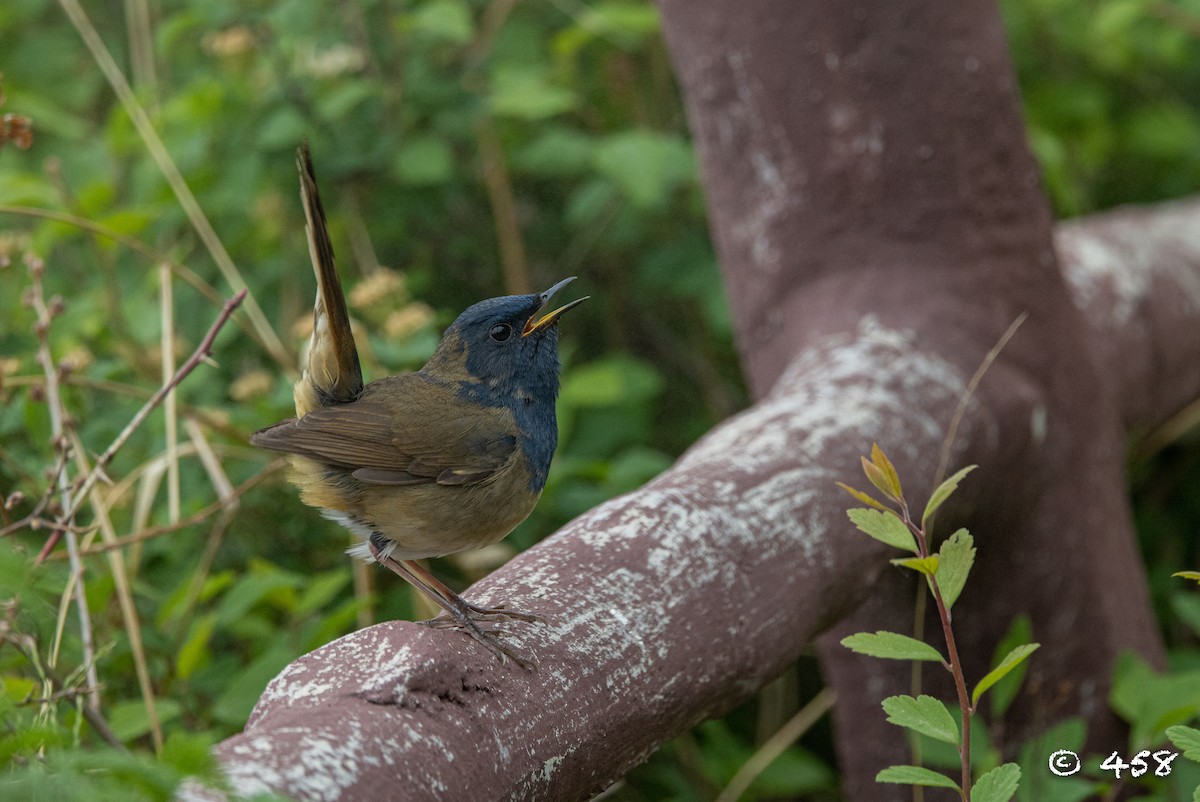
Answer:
293, 142, 363, 417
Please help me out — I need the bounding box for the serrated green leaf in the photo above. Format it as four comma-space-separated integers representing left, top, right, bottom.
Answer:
973, 763, 1021, 802
935, 529, 975, 609
922, 464, 977, 529
846, 508, 917, 553
876, 765, 960, 789
882, 695, 959, 745
1166, 724, 1200, 760
973, 643, 1040, 707
871, 443, 903, 498
841, 631, 945, 662
836, 481, 889, 511
892, 555, 939, 576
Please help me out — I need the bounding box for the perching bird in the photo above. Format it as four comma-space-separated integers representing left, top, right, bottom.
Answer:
251, 144, 586, 667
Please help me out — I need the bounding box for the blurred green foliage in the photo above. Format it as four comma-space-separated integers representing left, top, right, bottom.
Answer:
0, 0, 1198, 799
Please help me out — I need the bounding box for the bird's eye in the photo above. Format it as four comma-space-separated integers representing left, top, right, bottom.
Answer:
489, 323, 513, 342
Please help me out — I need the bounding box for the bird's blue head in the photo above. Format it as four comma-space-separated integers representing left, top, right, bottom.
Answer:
423, 278, 587, 491
423, 277, 587, 408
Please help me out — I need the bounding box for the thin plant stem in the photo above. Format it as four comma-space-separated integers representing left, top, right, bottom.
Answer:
67, 428, 163, 752
35, 289, 247, 562
26, 254, 101, 713
160, 263, 181, 527
54, 0, 292, 370
714, 688, 837, 802
474, 114, 531, 295
68, 460, 283, 557
900, 498, 973, 800
932, 313, 1027, 490
0, 204, 281, 363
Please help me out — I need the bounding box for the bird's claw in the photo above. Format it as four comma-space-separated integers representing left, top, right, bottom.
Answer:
421, 614, 536, 669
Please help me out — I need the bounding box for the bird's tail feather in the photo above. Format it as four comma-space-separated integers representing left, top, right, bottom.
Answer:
294, 142, 363, 416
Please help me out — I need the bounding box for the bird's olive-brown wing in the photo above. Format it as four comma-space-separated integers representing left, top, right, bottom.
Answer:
250, 375, 519, 486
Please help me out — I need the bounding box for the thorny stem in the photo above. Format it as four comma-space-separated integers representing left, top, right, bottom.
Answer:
899, 498, 974, 801
26, 253, 101, 712
35, 288, 248, 564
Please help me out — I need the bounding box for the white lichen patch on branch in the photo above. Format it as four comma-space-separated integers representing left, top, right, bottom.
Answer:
1057, 198, 1200, 325
222, 723, 369, 802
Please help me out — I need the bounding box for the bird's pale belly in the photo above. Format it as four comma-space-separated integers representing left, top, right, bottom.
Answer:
287, 449, 541, 561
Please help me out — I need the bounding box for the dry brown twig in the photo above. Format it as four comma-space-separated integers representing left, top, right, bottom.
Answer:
32, 287, 248, 563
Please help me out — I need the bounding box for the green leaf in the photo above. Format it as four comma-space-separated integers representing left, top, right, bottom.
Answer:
935, 529, 975, 609
1109, 651, 1200, 745
593, 130, 695, 209
973, 643, 1040, 707
410, 0, 474, 43
177, 612, 217, 680
990, 615, 1034, 719
559, 355, 665, 408
108, 698, 183, 742
294, 569, 352, 618
1166, 724, 1200, 761
861, 456, 897, 501
841, 631, 945, 662
870, 443, 903, 499
882, 695, 959, 745
892, 555, 939, 576
846, 508, 918, 553
876, 765, 960, 789
836, 481, 889, 511
489, 66, 577, 120
393, 136, 455, 186
922, 465, 977, 529
972, 763, 1021, 802
1174, 571, 1200, 584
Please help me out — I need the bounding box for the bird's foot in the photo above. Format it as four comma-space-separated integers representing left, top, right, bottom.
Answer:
459, 600, 545, 624
421, 612, 536, 669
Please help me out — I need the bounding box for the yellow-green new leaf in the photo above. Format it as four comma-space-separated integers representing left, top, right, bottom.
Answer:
921, 464, 976, 529
891, 555, 939, 576
847, 508, 918, 553
861, 456, 899, 502
882, 694, 959, 745
972, 643, 1040, 707
870, 443, 903, 499
935, 529, 975, 609
836, 481, 889, 511
841, 631, 945, 662
971, 763, 1021, 802
1166, 724, 1200, 761
876, 765, 960, 790
1173, 571, 1200, 585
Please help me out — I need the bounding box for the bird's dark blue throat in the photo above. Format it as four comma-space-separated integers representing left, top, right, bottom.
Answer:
421, 288, 576, 492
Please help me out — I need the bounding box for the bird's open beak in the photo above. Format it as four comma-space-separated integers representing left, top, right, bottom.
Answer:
523, 276, 589, 336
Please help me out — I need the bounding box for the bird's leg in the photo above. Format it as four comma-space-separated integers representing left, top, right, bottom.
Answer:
366, 534, 537, 668
399, 557, 544, 624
